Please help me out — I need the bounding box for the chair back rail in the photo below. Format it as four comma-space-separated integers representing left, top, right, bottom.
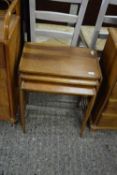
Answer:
35, 11, 77, 23
35, 29, 73, 39
29, 0, 89, 46
90, 0, 117, 49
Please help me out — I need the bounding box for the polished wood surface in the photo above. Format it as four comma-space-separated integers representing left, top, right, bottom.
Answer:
20, 43, 101, 79
0, 0, 20, 122
19, 43, 102, 136
110, 82, 117, 100
0, 44, 5, 67
0, 0, 20, 41
20, 74, 99, 86
91, 28, 117, 130
21, 81, 96, 96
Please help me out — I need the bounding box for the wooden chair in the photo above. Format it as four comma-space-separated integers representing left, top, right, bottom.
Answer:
80, 0, 117, 51
29, 0, 89, 47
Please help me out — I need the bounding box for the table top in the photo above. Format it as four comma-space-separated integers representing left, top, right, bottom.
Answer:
19, 43, 102, 80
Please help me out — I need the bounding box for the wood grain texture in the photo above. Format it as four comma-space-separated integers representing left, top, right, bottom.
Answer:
0, 68, 6, 80
19, 43, 101, 80
0, 106, 10, 120
19, 43, 102, 136
0, 80, 9, 106
110, 81, 117, 100
0, 0, 20, 122
0, 43, 5, 67
92, 28, 117, 130
20, 74, 99, 86
21, 81, 96, 96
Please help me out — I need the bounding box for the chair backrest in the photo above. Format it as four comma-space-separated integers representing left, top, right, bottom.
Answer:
29, 0, 89, 46
90, 0, 117, 49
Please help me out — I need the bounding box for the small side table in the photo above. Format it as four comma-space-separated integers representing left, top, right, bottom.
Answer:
19, 43, 102, 136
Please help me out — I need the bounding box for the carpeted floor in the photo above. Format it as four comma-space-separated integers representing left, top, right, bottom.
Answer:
0, 93, 117, 175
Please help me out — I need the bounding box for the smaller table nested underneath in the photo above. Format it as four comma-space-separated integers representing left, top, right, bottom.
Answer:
19, 43, 102, 136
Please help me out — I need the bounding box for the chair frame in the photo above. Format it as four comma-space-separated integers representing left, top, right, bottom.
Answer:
29, 0, 89, 46
90, 0, 117, 49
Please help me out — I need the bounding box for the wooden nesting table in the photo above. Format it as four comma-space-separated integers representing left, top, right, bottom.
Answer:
19, 43, 102, 136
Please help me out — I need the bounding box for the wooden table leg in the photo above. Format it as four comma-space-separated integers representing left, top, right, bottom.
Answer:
80, 95, 96, 137
19, 87, 26, 133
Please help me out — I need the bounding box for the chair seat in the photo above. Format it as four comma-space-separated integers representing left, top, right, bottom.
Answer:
35, 23, 74, 46
80, 26, 109, 51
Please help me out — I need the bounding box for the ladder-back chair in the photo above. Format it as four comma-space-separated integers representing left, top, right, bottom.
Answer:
80, 0, 117, 51
29, 0, 89, 47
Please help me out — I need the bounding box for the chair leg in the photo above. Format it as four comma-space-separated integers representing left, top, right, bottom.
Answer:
80, 95, 96, 137
19, 88, 26, 133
